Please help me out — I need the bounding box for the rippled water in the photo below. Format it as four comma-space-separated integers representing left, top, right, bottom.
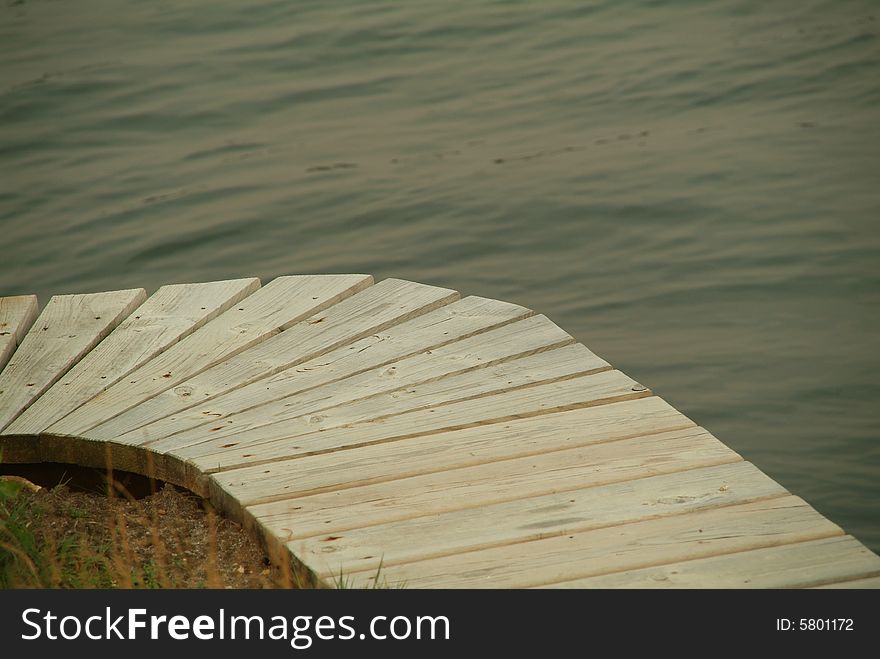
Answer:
2, 0, 878, 551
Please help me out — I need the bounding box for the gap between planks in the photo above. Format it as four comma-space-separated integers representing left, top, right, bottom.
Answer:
6, 278, 261, 435
207, 397, 695, 512
81, 278, 461, 442
46, 274, 374, 437
0, 295, 39, 373
144, 341, 607, 461
164, 369, 652, 480
130, 312, 578, 448
0, 289, 146, 431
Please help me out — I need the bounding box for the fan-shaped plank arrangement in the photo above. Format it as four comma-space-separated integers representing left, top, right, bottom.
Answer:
1, 275, 878, 588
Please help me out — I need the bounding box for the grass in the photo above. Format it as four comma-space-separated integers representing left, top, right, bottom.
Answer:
0, 456, 401, 589
0, 476, 39, 588
1, 475, 178, 588
330, 558, 406, 589
0, 475, 106, 588
0, 459, 294, 588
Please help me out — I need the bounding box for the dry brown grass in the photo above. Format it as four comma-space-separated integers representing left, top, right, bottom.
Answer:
0, 469, 317, 589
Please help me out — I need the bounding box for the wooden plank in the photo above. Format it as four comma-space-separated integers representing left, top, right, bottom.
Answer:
0, 295, 39, 372
107, 298, 540, 444
813, 576, 880, 589
543, 536, 880, 588
170, 368, 650, 475
211, 397, 694, 507
87, 279, 459, 442
339, 497, 842, 588
116, 312, 576, 446
282, 461, 788, 579
248, 426, 741, 540
46, 274, 372, 437
6, 278, 260, 435
146, 337, 599, 456
0, 289, 146, 431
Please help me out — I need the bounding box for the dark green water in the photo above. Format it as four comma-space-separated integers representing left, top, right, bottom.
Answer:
2, 0, 878, 552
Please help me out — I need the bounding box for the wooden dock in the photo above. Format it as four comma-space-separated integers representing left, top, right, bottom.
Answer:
1, 275, 878, 588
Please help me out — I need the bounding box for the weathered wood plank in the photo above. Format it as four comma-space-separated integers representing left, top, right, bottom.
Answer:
543, 536, 880, 588
813, 576, 880, 589
6, 278, 260, 435
248, 426, 741, 540
0, 295, 39, 372
284, 461, 787, 579
210, 397, 694, 507
117, 313, 577, 446
84, 279, 459, 442
340, 497, 842, 588
47, 274, 372, 436
0, 289, 146, 431
171, 368, 650, 475
147, 339, 601, 457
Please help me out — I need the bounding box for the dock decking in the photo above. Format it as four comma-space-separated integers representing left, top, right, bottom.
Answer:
1, 275, 878, 588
